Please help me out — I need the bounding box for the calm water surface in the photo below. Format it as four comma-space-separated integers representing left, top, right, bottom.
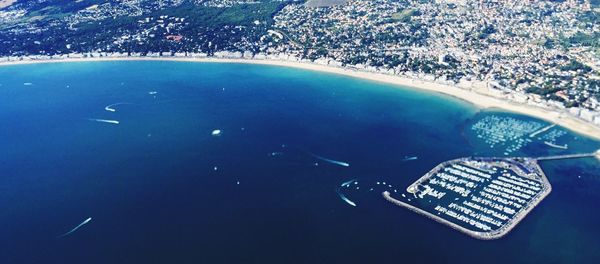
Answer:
0, 61, 598, 263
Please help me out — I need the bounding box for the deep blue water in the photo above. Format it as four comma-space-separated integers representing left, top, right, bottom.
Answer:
0, 61, 599, 263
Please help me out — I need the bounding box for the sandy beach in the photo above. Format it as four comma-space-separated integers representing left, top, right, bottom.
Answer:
1, 56, 599, 140
0, 0, 17, 9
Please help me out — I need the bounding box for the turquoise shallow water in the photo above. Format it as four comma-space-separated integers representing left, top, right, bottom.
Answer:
0, 61, 598, 263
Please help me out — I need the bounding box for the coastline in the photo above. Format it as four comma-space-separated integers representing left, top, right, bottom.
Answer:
1, 56, 599, 140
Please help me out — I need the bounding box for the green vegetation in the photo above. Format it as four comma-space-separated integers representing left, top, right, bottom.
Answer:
159, 2, 283, 27
391, 8, 421, 22
14, 0, 107, 19
0, 1, 290, 55
478, 24, 497, 39
559, 31, 600, 48
560, 60, 592, 73
0, 0, 108, 30
578, 10, 600, 24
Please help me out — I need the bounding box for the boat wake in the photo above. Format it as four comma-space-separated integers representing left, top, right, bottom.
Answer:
340, 179, 357, 187
336, 188, 356, 207
88, 118, 120, 124
104, 102, 132, 112
311, 154, 350, 167
57, 217, 92, 238
276, 145, 350, 167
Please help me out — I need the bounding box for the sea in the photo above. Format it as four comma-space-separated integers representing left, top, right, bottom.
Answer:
0, 61, 598, 264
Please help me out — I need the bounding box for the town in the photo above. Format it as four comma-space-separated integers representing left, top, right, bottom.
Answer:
0, 0, 599, 126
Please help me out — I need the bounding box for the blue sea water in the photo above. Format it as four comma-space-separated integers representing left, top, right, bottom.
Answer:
0, 61, 599, 263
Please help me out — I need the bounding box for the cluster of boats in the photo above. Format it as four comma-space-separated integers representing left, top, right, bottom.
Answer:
471, 115, 544, 150
409, 159, 547, 233
471, 115, 574, 154
434, 205, 493, 231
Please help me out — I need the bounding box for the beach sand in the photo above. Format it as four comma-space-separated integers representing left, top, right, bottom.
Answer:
0, 0, 17, 8
1, 56, 599, 140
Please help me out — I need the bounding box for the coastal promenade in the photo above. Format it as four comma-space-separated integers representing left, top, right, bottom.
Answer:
1, 55, 599, 141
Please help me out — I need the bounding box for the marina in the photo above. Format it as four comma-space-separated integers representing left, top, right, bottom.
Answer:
386, 157, 553, 239
470, 115, 544, 155
386, 149, 600, 239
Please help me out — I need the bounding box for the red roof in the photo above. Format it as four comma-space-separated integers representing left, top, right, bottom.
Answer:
166, 35, 183, 42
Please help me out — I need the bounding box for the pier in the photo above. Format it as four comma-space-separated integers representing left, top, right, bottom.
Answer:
529, 124, 556, 138
543, 141, 568, 150
536, 150, 600, 161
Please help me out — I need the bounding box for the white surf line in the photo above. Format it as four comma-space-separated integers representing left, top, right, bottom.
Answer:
340, 179, 357, 187
104, 102, 131, 112
311, 153, 350, 167
87, 118, 120, 124
335, 188, 356, 207
57, 217, 92, 238
403, 156, 418, 161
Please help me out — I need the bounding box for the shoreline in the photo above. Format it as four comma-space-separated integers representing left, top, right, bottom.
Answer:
1, 56, 599, 140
